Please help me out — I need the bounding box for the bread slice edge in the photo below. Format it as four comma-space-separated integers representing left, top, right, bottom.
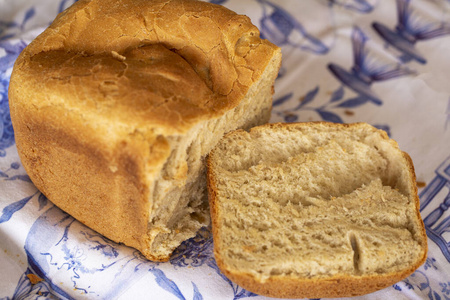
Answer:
207, 121, 428, 298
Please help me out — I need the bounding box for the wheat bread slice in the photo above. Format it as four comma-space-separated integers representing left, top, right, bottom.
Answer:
207, 122, 427, 298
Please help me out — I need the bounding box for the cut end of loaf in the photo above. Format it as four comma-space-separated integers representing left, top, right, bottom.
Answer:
141, 46, 281, 261
207, 122, 427, 298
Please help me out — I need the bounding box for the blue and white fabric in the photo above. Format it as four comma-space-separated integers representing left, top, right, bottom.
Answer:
0, 0, 449, 299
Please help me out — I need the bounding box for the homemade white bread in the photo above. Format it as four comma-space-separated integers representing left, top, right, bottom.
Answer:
207, 122, 427, 298
8, 0, 281, 261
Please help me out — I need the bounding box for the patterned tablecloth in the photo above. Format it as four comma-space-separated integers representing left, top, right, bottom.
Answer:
1, 0, 449, 299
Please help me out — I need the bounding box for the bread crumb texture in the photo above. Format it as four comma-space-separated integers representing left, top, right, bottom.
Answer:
208, 122, 427, 298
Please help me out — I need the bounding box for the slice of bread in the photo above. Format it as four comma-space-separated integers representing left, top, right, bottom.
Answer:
207, 122, 427, 298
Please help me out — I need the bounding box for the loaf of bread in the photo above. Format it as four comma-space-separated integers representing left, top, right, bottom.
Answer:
8, 0, 281, 261
207, 122, 427, 298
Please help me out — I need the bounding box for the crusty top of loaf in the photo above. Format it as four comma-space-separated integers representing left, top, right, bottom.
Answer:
11, 0, 279, 134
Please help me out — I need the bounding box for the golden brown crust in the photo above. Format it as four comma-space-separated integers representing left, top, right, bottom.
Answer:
401, 151, 428, 264
13, 0, 278, 134
216, 263, 421, 298
207, 122, 428, 298
9, 0, 280, 261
